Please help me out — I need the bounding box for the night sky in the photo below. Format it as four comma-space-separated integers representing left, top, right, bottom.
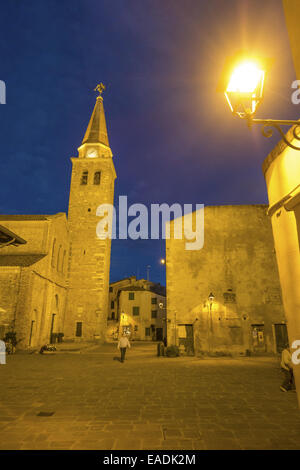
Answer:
0, 0, 298, 285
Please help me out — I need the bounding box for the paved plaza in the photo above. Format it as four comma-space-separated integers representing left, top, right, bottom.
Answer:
0, 342, 300, 450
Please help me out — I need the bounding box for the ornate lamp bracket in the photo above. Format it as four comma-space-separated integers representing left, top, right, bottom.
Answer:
245, 114, 300, 151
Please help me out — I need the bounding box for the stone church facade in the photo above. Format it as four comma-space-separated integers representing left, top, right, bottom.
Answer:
0, 88, 115, 348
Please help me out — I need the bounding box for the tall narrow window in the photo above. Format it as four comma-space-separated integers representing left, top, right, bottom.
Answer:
57, 245, 62, 272
80, 171, 88, 185
51, 239, 56, 268
94, 171, 101, 185
62, 250, 66, 273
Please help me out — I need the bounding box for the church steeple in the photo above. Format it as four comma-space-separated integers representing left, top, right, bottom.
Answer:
65, 85, 117, 342
81, 83, 110, 147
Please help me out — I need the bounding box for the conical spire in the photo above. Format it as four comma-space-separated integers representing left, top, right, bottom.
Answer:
82, 83, 110, 147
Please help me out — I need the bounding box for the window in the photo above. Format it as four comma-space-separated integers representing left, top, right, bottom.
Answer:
111, 312, 115, 320
94, 171, 101, 185
57, 245, 62, 272
109, 287, 113, 292
223, 292, 236, 303
62, 250, 66, 273
111, 301, 114, 309
151, 297, 157, 304
51, 239, 56, 268
151, 310, 157, 319
80, 171, 88, 185
145, 327, 150, 336
132, 306, 140, 316
75, 322, 82, 337
129, 292, 135, 300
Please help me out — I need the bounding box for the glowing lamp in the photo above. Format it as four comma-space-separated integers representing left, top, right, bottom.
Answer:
208, 292, 215, 303
219, 52, 300, 150
224, 61, 265, 118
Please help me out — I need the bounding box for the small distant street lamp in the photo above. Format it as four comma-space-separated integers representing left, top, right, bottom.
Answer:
160, 258, 166, 265
208, 292, 215, 332
220, 53, 300, 150
208, 293, 215, 353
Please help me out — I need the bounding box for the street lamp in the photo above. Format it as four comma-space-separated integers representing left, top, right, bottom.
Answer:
146, 265, 151, 281
220, 53, 300, 150
208, 293, 215, 353
208, 292, 215, 331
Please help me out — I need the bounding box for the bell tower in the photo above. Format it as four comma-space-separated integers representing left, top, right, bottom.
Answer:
65, 84, 116, 341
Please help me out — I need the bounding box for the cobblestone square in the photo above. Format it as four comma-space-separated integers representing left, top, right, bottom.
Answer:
0, 342, 300, 450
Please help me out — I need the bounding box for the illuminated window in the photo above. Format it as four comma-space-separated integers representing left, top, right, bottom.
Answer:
94, 171, 101, 185
80, 171, 88, 185
132, 306, 139, 316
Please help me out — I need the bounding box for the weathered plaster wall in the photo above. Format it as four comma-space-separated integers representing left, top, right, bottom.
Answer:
166, 205, 285, 355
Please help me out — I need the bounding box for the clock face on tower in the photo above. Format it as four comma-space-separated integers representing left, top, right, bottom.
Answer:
86, 148, 98, 158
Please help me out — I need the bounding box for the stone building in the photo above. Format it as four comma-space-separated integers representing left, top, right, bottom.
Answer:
0, 88, 116, 347
106, 276, 166, 342
0, 214, 68, 346
166, 205, 287, 356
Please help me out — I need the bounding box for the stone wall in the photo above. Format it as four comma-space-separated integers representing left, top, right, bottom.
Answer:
0, 214, 68, 348
0, 267, 21, 338
166, 205, 285, 356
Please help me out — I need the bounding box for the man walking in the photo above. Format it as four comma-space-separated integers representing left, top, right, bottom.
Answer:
118, 333, 131, 363
280, 343, 295, 392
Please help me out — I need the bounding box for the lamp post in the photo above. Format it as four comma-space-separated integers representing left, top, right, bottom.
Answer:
146, 265, 151, 281
220, 54, 300, 150
221, 52, 300, 405
159, 301, 167, 345
208, 292, 215, 352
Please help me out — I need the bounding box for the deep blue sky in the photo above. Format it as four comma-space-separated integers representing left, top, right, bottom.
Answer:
0, 0, 298, 285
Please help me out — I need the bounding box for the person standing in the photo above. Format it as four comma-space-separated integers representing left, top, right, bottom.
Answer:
118, 334, 131, 363
280, 343, 295, 392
